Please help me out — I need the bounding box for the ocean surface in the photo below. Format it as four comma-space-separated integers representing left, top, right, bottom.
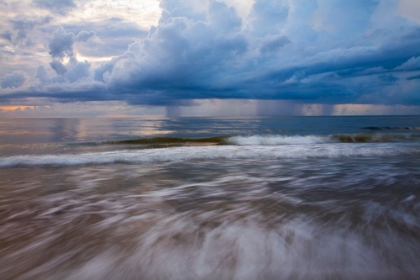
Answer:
1, 116, 420, 279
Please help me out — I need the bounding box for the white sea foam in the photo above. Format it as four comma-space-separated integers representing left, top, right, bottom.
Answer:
2, 155, 420, 279
227, 135, 329, 145
0, 143, 418, 167
226, 133, 418, 145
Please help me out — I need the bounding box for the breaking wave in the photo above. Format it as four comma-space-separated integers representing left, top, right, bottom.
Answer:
226, 135, 327, 145
0, 143, 419, 167
227, 133, 420, 145
69, 133, 420, 148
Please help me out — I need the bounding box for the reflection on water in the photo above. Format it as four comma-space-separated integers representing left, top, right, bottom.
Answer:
51, 119, 82, 143
0, 118, 175, 146
1, 116, 418, 145
0, 118, 179, 156
1, 157, 420, 279
1, 116, 420, 157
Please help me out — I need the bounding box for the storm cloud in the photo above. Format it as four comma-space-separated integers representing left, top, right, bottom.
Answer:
100, 0, 420, 106
1, 0, 420, 113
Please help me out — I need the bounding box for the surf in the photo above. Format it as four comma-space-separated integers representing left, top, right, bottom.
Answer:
1, 143, 419, 167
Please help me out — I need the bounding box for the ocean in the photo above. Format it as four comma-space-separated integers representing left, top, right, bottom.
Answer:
1, 116, 420, 279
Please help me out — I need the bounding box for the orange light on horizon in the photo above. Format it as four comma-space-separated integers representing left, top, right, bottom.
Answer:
0, 106, 37, 112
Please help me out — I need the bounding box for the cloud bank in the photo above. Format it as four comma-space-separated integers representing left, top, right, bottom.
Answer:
1, 0, 420, 115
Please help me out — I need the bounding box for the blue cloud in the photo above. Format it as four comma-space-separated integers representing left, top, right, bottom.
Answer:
0, 31, 12, 42
249, 0, 290, 36
66, 60, 91, 82
96, 0, 420, 106
407, 74, 420, 81
1, 0, 420, 109
48, 27, 75, 58
75, 30, 95, 42
1, 72, 26, 89
33, 0, 76, 15
260, 36, 291, 53
50, 60, 67, 75
55, 18, 148, 57
8, 16, 51, 46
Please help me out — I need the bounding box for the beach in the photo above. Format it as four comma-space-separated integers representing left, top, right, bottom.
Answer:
1, 116, 420, 279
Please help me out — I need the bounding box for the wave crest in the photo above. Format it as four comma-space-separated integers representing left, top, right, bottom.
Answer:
227, 133, 418, 145
227, 135, 328, 145
1, 144, 418, 167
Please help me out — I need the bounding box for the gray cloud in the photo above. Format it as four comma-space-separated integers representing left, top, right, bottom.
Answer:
260, 35, 291, 53
1, 0, 420, 111
106, 1, 248, 95
48, 27, 75, 58
50, 60, 68, 75
98, 0, 420, 106
94, 59, 117, 82
36, 66, 49, 83
40, 19, 144, 58
75, 30, 95, 42
62, 18, 148, 41
66, 60, 91, 82
8, 16, 51, 46
0, 31, 12, 42
33, 0, 76, 15
46, 27, 93, 82
1, 72, 26, 89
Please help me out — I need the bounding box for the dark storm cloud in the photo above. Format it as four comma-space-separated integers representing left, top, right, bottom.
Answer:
98, 0, 420, 106
106, 1, 248, 97
395, 56, 420, 71
378, 74, 398, 83
260, 38, 420, 85
2, 0, 420, 108
407, 74, 420, 81
33, 0, 76, 15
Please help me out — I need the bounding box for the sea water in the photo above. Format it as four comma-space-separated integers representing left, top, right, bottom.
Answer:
0, 116, 420, 279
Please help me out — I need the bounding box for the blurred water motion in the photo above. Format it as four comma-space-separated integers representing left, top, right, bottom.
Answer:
1, 157, 420, 279
1, 116, 420, 279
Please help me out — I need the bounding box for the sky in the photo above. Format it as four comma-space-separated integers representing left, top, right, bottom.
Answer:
1, 0, 420, 117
